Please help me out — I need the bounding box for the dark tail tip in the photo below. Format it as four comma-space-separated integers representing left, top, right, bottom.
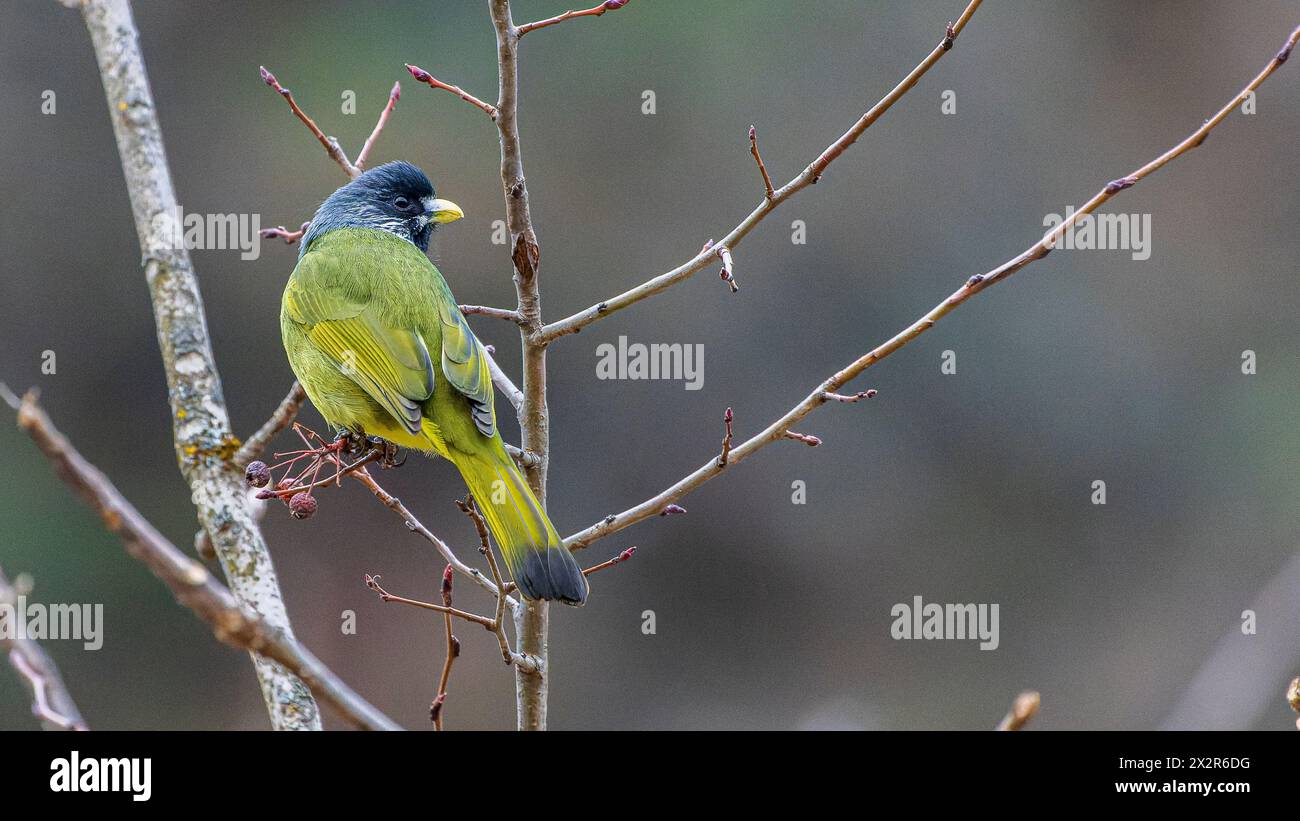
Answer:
519, 547, 588, 606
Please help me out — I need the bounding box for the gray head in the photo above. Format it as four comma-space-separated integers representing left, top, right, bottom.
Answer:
299, 161, 463, 258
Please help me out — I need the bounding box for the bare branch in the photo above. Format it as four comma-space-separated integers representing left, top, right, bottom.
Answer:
260, 65, 359, 178
234, 381, 308, 467
79, 0, 320, 729
488, 0, 551, 732
824, 389, 878, 403
582, 546, 637, 577
996, 690, 1041, 731
456, 497, 539, 673
535, 0, 984, 343
0, 568, 87, 731
485, 347, 524, 414
405, 64, 499, 120
349, 466, 518, 610
460, 304, 525, 324
516, 0, 632, 38
783, 430, 822, 447
748, 125, 774, 199
6, 388, 399, 731
364, 574, 495, 629
564, 21, 1299, 552
259, 221, 312, 245
431, 566, 458, 730
717, 407, 734, 467
355, 81, 401, 172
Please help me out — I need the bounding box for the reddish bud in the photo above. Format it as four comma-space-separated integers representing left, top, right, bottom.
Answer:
618, 546, 637, 562
259, 66, 276, 87
660, 504, 686, 516
604, 0, 629, 8
450, 636, 461, 658
289, 492, 317, 520
390, 81, 401, 101
245, 460, 271, 488
441, 564, 453, 603
406, 64, 431, 83
430, 693, 445, 723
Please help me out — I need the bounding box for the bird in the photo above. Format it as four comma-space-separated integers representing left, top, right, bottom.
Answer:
280, 161, 588, 605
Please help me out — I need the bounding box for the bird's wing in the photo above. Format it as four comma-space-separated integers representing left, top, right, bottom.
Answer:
284, 255, 435, 435
429, 267, 496, 437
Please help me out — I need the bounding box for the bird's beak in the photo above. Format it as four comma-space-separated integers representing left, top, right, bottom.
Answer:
425, 198, 464, 224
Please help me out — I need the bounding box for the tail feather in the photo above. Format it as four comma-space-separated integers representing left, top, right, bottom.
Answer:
450, 440, 588, 606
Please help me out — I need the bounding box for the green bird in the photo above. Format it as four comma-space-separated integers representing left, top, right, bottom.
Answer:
280, 161, 588, 605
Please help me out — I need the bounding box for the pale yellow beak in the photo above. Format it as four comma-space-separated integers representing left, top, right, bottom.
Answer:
426, 198, 464, 224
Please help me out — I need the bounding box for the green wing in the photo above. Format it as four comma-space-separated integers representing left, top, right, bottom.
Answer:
430, 266, 496, 437
284, 253, 434, 435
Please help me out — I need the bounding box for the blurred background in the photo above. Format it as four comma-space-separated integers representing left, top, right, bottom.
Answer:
1, 0, 1296, 730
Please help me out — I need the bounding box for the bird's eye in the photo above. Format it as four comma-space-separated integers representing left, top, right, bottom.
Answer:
393, 196, 411, 210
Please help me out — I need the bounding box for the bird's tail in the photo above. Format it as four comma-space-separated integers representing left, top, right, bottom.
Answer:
448, 439, 588, 605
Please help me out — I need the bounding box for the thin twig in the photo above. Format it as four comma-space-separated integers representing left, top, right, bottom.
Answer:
535, 0, 984, 343
783, 430, 821, 447
582, 546, 636, 577
456, 497, 538, 672
562, 21, 1300, 552
364, 574, 496, 628
431, 565, 457, 730
748, 125, 774, 199
0, 568, 88, 731
350, 466, 517, 610
234, 381, 308, 467
996, 690, 1041, 731
824, 389, 878, 403
260, 65, 359, 178
516, 0, 631, 37
485, 343, 524, 414
460, 304, 525, 324
355, 81, 401, 172
405, 64, 499, 120
717, 407, 734, 467
259, 221, 312, 245
5, 387, 398, 731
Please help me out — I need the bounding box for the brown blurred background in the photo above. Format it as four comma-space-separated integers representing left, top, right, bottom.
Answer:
1, 0, 1297, 730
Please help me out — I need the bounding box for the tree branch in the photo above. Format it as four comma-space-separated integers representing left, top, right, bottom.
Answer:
0, 567, 88, 731
355, 81, 402, 172
234, 381, 307, 468
996, 690, 1041, 731
4, 387, 399, 731
77, 0, 320, 729
515, 0, 631, 38
534, 0, 984, 344
460, 304, 525, 324
486, 0, 552, 732
564, 20, 1300, 553
260, 65, 359, 178
406, 64, 499, 120
348, 466, 519, 611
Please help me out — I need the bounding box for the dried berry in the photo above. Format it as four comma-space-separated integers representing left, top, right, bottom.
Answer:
245, 460, 271, 488
289, 492, 317, 520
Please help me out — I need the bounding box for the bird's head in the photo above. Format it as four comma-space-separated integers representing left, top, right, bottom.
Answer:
299, 161, 463, 257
